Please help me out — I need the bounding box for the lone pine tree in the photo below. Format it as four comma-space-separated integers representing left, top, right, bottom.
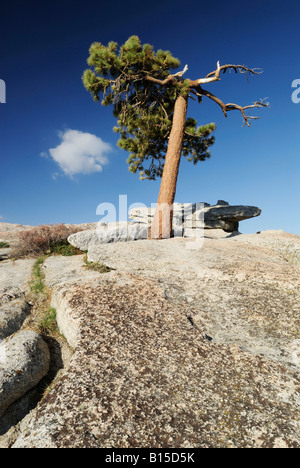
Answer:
83, 36, 268, 239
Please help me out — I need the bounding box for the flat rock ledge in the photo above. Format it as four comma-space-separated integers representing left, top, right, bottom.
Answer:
129, 201, 261, 233
0, 331, 50, 419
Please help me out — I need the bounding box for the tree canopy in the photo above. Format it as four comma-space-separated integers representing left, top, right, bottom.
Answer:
83, 36, 216, 180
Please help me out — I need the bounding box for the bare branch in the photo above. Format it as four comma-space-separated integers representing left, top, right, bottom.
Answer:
205, 64, 262, 79
188, 63, 263, 89
197, 61, 221, 84
225, 99, 269, 126
190, 88, 228, 117
144, 64, 189, 87
174, 64, 189, 78
192, 87, 269, 126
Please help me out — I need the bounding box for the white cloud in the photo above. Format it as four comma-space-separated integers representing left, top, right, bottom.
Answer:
46, 129, 112, 177
0, 215, 4, 221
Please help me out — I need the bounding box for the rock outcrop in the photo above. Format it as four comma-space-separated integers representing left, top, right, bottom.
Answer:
68, 201, 261, 251
6, 230, 300, 448
129, 201, 261, 233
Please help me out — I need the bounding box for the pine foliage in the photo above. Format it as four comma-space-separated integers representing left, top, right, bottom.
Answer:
83, 36, 215, 180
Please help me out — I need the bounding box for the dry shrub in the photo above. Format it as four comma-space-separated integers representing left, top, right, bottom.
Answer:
12, 224, 82, 258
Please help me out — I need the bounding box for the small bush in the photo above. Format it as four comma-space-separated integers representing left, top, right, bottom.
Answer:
12, 224, 82, 258
50, 240, 83, 257
39, 307, 59, 334
26, 257, 60, 339
0, 242, 9, 248
30, 256, 47, 294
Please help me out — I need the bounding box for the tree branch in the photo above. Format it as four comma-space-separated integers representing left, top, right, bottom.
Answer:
149, 91, 170, 118
188, 63, 263, 88
144, 64, 189, 86
190, 88, 227, 117
191, 87, 269, 126
225, 100, 269, 126
206, 64, 262, 79
197, 61, 221, 84
173, 64, 189, 78
144, 75, 176, 86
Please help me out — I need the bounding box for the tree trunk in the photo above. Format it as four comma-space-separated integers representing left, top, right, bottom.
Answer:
149, 93, 188, 239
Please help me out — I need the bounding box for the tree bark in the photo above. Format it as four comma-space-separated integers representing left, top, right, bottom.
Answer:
149, 93, 188, 239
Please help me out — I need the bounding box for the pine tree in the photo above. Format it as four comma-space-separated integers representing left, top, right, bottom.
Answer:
83, 36, 268, 239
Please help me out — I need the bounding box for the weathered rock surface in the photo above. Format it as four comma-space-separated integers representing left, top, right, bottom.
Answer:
0, 331, 50, 419
9, 230, 300, 448
0, 259, 35, 297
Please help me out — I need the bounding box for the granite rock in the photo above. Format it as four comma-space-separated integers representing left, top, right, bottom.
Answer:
10, 231, 300, 448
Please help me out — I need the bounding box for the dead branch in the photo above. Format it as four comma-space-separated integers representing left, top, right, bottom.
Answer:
205, 64, 262, 79
173, 64, 189, 78
188, 63, 263, 88
190, 88, 227, 117
197, 61, 221, 84
225, 100, 269, 126
191, 87, 269, 126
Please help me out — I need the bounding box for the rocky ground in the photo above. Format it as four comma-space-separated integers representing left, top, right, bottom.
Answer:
0, 223, 299, 448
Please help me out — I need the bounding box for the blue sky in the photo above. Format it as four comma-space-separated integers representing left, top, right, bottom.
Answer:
0, 0, 299, 234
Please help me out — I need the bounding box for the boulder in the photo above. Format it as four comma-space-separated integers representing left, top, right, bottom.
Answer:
0, 331, 50, 418
0, 299, 31, 340
68, 221, 148, 251
0, 248, 11, 262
